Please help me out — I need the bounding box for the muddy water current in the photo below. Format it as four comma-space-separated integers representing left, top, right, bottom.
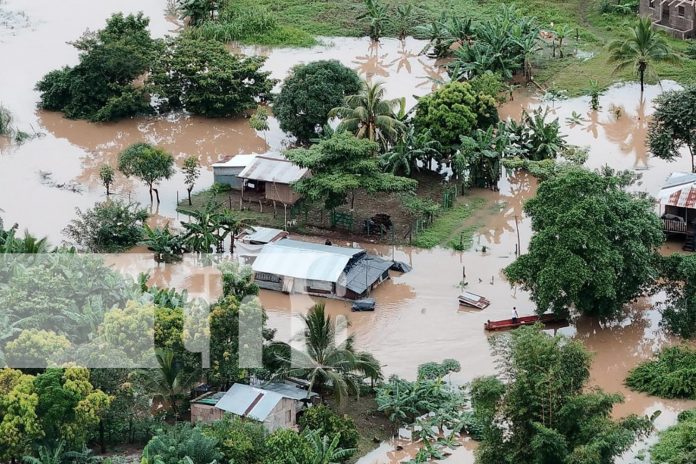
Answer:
2, 1, 696, 463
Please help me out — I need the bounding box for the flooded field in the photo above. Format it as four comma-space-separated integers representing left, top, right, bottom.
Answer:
2, 1, 696, 463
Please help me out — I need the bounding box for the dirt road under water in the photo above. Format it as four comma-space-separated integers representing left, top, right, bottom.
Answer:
2, 1, 696, 462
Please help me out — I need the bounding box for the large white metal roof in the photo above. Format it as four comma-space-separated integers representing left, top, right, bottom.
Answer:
252, 240, 363, 282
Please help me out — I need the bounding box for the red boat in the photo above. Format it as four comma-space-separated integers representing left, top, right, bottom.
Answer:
484, 313, 564, 331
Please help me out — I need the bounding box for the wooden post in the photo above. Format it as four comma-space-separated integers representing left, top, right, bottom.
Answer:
284, 203, 288, 230
514, 215, 521, 256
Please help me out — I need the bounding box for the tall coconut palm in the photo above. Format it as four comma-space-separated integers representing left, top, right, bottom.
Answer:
329, 80, 406, 151
608, 17, 676, 94
139, 348, 195, 419
272, 303, 382, 404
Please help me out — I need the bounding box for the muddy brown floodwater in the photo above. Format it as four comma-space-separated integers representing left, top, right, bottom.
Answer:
2, 1, 696, 463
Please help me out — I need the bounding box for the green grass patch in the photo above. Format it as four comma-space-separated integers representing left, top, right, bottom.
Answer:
412, 196, 485, 249
625, 346, 696, 400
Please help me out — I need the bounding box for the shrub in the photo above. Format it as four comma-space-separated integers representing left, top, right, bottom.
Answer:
650, 408, 696, 464
63, 200, 148, 252
142, 423, 222, 464
626, 346, 696, 399
417, 359, 461, 380
264, 429, 313, 464
298, 405, 359, 454
202, 416, 267, 463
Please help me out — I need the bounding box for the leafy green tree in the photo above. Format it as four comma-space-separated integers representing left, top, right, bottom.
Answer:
142, 423, 222, 464
658, 254, 696, 338
608, 16, 676, 94
413, 81, 498, 155
149, 37, 274, 117
298, 405, 359, 454
218, 260, 260, 300
99, 165, 115, 196
249, 107, 270, 141
5, 329, 72, 368
504, 168, 664, 319
458, 125, 508, 189
329, 80, 406, 151
182, 156, 201, 206
286, 132, 417, 210
63, 199, 148, 252
0, 369, 42, 463
650, 409, 696, 464
274, 60, 361, 143
647, 86, 696, 172
33, 368, 111, 450
474, 325, 652, 464
118, 143, 175, 204
35, 13, 158, 121
202, 416, 266, 463
264, 428, 313, 464
273, 303, 382, 404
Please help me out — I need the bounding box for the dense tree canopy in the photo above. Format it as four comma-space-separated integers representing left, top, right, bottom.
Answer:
274, 60, 361, 142
648, 86, 696, 172
35, 13, 158, 121
657, 254, 696, 338
149, 36, 274, 117
286, 132, 417, 210
505, 168, 664, 319
413, 81, 498, 154
474, 325, 652, 464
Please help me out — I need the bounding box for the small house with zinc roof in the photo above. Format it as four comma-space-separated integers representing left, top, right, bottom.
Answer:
238, 154, 310, 206
252, 239, 392, 300
190, 381, 318, 431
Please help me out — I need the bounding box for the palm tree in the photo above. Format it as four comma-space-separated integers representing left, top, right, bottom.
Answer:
329, 80, 406, 151
141, 224, 186, 263
140, 348, 195, 419
301, 430, 356, 464
273, 303, 382, 404
608, 17, 676, 94
514, 31, 541, 82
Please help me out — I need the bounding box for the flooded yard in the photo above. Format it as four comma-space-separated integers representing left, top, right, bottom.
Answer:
2, 1, 695, 463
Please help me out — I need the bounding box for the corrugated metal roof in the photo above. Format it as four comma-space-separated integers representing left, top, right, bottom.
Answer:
660, 172, 696, 208
238, 155, 309, 184
275, 239, 363, 256
212, 154, 258, 168
214, 383, 283, 422
253, 241, 357, 282
214, 383, 315, 421
341, 254, 392, 294
244, 227, 286, 244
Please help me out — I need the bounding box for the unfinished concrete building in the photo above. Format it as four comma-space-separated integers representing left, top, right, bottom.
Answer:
641, 0, 696, 39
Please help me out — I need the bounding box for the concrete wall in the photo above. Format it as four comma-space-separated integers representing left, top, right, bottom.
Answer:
641, 0, 696, 39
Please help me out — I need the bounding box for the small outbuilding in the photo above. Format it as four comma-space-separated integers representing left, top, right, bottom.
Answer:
641, 0, 696, 39
238, 154, 310, 205
252, 239, 392, 300
212, 154, 258, 190
190, 382, 318, 431
237, 226, 289, 245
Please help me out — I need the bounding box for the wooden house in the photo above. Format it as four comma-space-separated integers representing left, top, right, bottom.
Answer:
238, 155, 309, 206
658, 172, 696, 250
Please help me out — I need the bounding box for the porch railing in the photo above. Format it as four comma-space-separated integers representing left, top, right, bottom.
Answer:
663, 218, 688, 234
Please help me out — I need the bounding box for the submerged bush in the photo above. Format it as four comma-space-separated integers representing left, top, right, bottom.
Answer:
63, 200, 148, 252
626, 346, 696, 399
650, 408, 696, 464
